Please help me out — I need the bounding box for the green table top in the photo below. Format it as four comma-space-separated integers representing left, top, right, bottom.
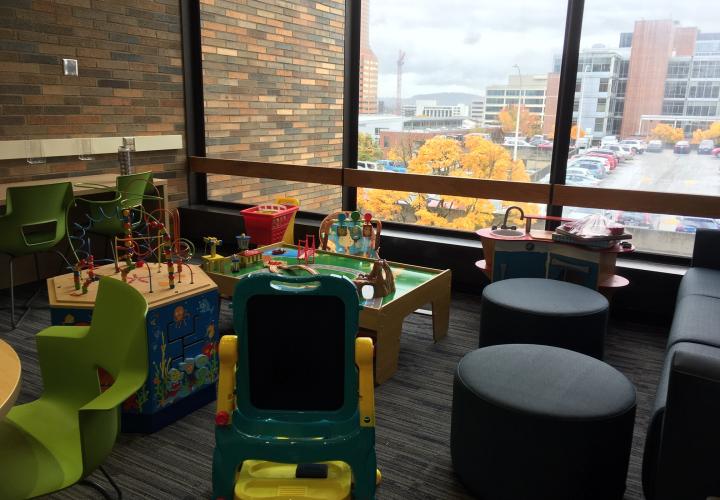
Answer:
211, 245, 442, 309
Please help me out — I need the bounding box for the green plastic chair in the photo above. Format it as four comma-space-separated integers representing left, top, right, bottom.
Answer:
75, 171, 154, 260
212, 274, 377, 500
0, 182, 74, 329
0, 277, 148, 499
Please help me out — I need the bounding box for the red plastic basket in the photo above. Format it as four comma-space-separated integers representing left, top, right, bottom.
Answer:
240, 204, 299, 246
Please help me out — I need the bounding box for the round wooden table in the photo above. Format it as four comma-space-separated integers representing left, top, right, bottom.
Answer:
0, 339, 21, 419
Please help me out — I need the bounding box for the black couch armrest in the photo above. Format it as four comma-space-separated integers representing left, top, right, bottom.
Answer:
691, 228, 720, 270
655, 349, 720, 500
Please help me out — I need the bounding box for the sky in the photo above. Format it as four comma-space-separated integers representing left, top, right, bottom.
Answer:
366, 0, 720, 99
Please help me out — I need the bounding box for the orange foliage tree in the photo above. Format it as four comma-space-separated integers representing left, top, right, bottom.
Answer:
570, 125, 586, 140
650, 124, 684, 144
693, 121, 720, 142
498, 105, 541, 137
359, 135, 537, 231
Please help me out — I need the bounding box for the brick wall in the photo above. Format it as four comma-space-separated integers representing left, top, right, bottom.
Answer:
201, 0, 343, 212
0, 0, 188, 207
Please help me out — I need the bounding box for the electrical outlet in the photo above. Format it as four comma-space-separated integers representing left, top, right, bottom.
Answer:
63, 58, 78, 76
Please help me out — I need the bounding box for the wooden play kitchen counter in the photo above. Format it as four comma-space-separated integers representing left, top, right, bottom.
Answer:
0, 340, 21, 420
205, 243, 452, 384
476, 226, 633, 293
47, 262, 219, 432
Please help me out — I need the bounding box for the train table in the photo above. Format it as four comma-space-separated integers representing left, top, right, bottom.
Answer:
205, 243, 451, 384
47, 263, 220, 432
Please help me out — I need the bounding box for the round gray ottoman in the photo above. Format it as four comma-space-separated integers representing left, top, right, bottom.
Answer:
480, 278, 609, 359
451, 344, 636, 500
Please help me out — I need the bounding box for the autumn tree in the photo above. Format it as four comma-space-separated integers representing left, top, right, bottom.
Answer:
408, 136, 461, 175
498, 105, 541, 137
570, 125, 586, 140
359, 135, 537, 232
694, 121, 720, 142
358, 132, 382, 161
649, 124, 684, 144
387, 134, 415, 167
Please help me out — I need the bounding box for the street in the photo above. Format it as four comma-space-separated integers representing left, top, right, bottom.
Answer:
597, 149, 720, 195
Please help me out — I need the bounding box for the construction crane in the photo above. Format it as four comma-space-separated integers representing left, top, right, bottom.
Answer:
395, 50, 406, 116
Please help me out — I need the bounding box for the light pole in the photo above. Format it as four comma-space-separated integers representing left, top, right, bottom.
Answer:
576, 64, 591, 148
512, 64, 522, 162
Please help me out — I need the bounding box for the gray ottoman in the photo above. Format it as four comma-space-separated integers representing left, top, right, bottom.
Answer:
480, 278, 609, 359
451, 344, 636, 500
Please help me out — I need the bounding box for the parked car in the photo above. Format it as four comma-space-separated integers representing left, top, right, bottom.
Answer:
574, 137, 591, 149
567, 167, 602, 182
698, 139, 715, 155
610, 211, 657, 229
528, 135, 546, 146
566, 171, 599, 187
712, 146, 720, 158
357, 161, 382, 170
503, 137, 534, 147
568, 159, 607, 178
647, 140, 663, 153
675, 216, 720, 233
537, 140, 554, 150
619, 139, 646, 154
584, 152, 617, 169
376, 160, 406, 173
587, 148, 623, 164
600, 135, 618, 147
674, 140, 690, 154
604, 144, 634, 160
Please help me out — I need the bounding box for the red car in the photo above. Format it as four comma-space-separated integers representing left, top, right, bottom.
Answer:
585, 152, 617, 169
712, 147, 720, 158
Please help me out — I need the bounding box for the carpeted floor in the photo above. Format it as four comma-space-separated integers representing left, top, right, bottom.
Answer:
2, 285, 667, 499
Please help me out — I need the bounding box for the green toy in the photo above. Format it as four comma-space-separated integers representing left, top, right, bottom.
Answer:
213, 274, 378, 499
0, 277, 149, 499
0, 181, 74, 329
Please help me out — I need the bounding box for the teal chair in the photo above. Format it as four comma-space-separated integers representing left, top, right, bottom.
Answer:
0, 182, 74, 329
0, 277, 148, 499
75, 171, 154, 262
213, 274, 378, 499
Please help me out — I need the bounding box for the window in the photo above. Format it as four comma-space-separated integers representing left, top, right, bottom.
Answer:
662, 101, 685, 115
201, 0, 343, 211
567, 10, 720, 257
667, 61, 691, 78
691, 60, 720, 78
597, 98, 607, 112
664, 81, 687, 98
688, 81, 720, 98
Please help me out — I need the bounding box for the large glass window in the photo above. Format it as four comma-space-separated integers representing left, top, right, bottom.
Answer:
567, 9, 720, 256
356, 0, 567, 232
201, 0, 343, 211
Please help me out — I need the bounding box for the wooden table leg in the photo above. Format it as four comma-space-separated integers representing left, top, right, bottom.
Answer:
431, 293, 450, 342
372, 317, 403, 385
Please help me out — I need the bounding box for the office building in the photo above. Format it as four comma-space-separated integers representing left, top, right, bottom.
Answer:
484, 74, 549, 127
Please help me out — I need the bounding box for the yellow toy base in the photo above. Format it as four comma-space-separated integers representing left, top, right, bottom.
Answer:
234, 460, 351, 500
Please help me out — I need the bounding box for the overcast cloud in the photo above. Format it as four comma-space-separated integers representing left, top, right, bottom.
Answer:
367, 0, 720, 98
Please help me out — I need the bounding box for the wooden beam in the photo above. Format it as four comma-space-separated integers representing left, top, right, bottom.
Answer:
553, 185, 720, 219
344, 169, 551, 203
189, 157, 344, 185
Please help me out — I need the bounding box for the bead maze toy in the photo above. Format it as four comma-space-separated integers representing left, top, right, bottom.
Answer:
213, 274, 379, 500
48, 175, 221, 432
319, 211, 381, 259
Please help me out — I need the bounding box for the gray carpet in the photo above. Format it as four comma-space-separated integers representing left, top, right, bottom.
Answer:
2, 285, 667, 499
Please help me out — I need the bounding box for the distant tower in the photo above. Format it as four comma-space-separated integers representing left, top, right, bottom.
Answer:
396, 50, 405, 116
359, 0, 378, 114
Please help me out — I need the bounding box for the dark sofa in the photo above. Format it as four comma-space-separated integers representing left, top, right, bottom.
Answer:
642, 228, 720, 500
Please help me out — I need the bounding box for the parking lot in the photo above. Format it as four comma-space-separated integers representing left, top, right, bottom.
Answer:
596, 148, 720, 195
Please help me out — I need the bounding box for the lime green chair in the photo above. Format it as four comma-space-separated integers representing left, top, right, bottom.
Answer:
0, 182, 74, 329
75, 171, 154, 261
213, 274, 378, 499
0, 277, 148, 499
